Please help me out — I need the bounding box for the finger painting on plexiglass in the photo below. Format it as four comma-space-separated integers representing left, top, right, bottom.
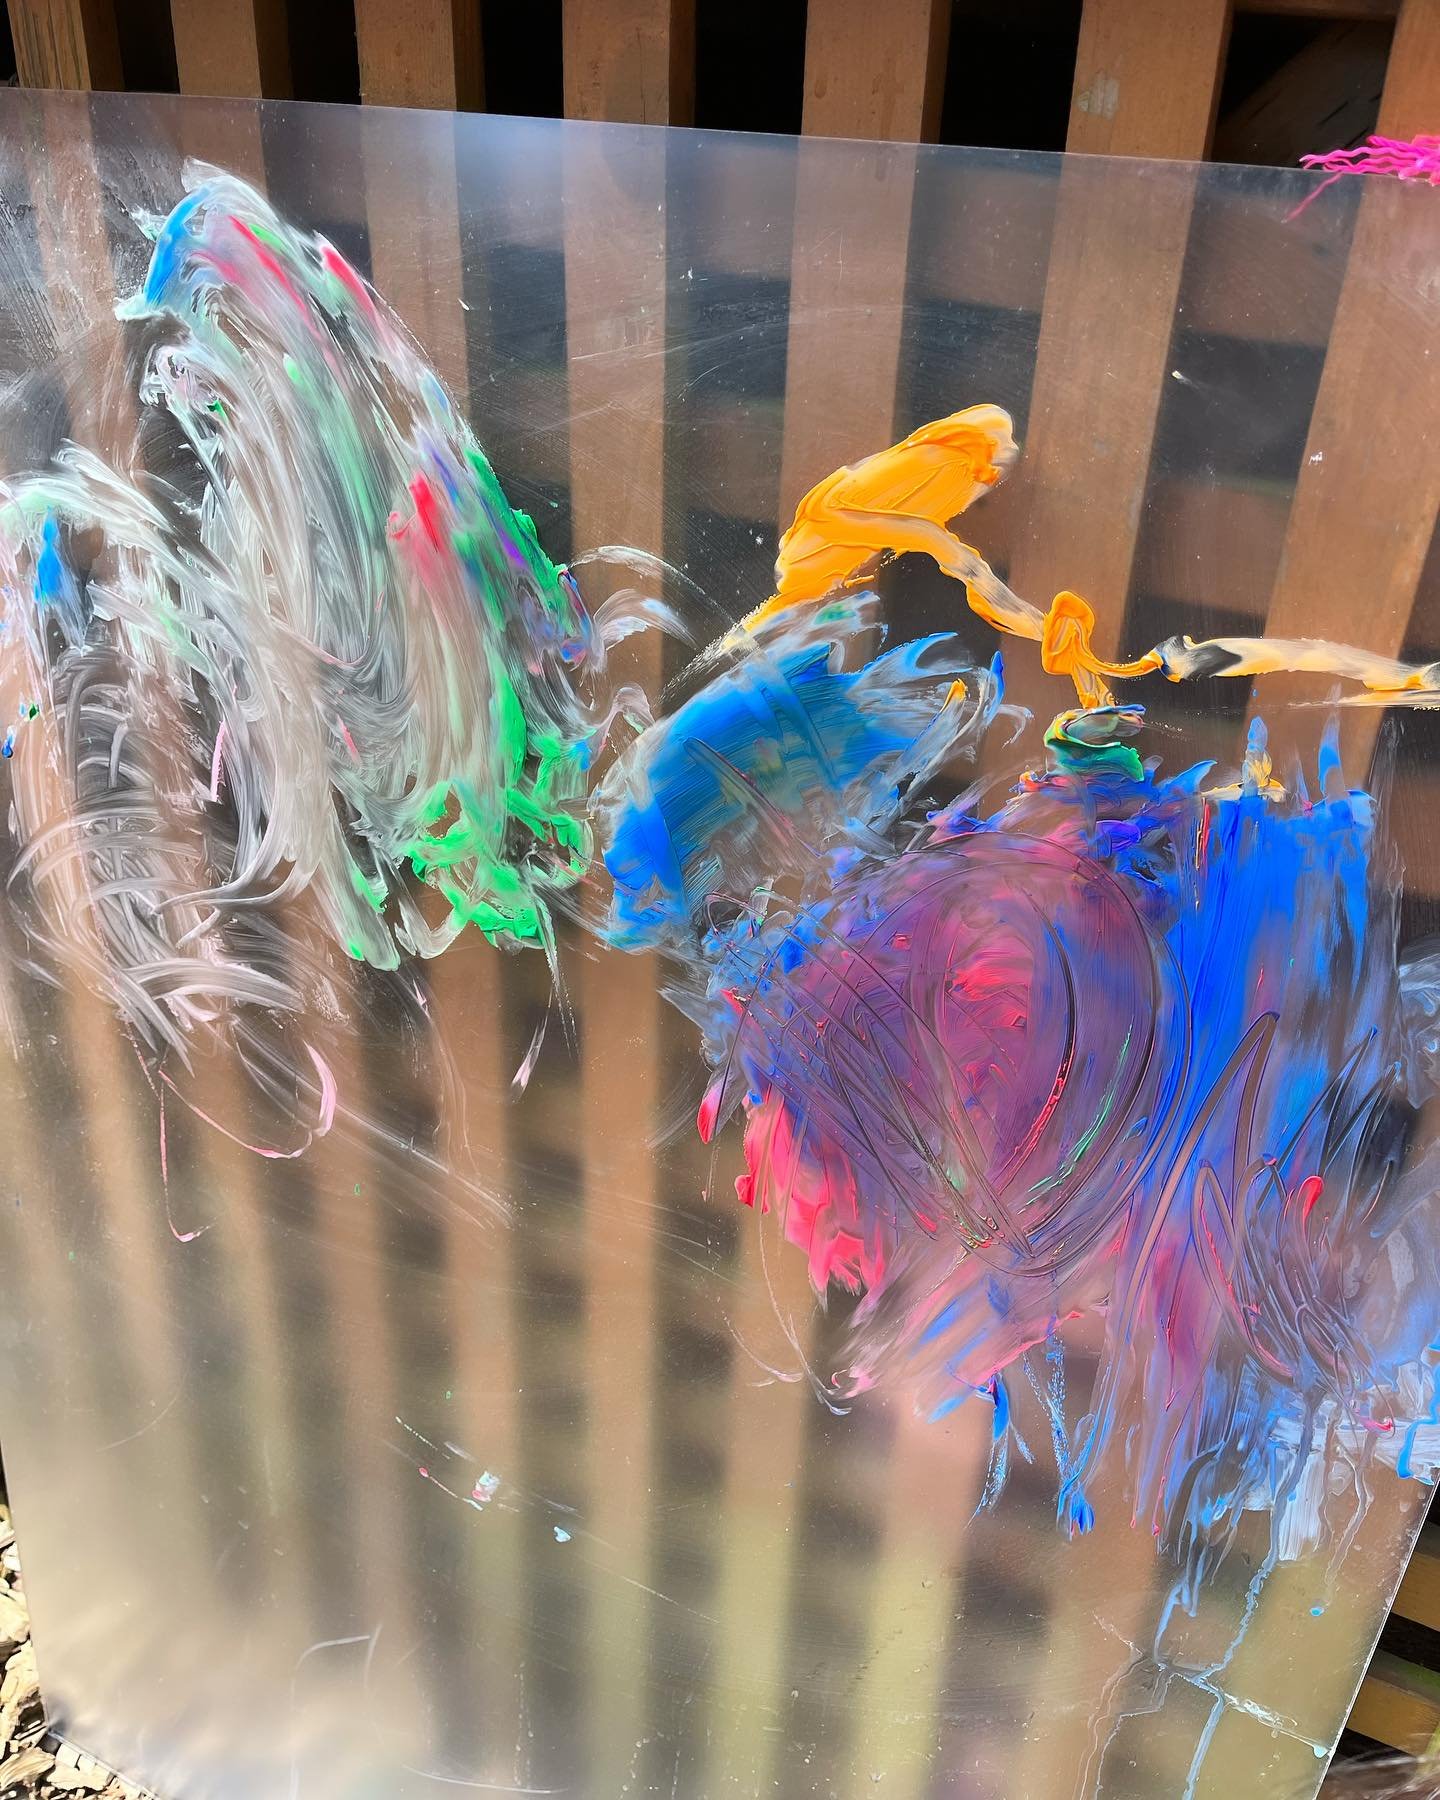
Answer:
0, 91, 1437, 1800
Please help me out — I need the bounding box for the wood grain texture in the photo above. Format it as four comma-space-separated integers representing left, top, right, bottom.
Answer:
170, 0, 291, 98
799, 0, 950, 143
7, 0, 121, 89
1378, 0, 1440, 133
1066, 0, 1231, 159
1236, 0, 1397, 14
562, 0, 695, 125
354, 0, 482, 110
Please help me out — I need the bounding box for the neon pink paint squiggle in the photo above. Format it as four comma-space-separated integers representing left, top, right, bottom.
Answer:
1291, 133, 1440, 217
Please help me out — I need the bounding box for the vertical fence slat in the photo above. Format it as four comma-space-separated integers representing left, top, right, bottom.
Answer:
19, 91, 221, 1710
1262, 0, 1440, 659
354, 0, 483, 111
705, 8, 957, 1795
1000, 6, 1233, 1789
779, 0, 949, 513
1252, 0, 1440, 799
798, 0, 949, 143
774, 18, 955, 1769
843, 1407, 991, 1799
1003, 0, 1232, 665
170, 0, 287, 180
562, 0, 695, 124
1066, 0, 1231, 158
349, 7, 515, 1777
170, 0, 291, 99
355, 2, 473, 428
314, 11, 482, 1765
1379, 0, 1440, 128
1259, 206, 1440, 658
561, 5, 690, 1785
7, 0, 121, 88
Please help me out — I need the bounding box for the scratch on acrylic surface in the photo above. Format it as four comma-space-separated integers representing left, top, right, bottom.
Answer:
99, 1387, 181, 1452
396, 1768, 563, 1794
1087, 1607, 1323, 1794
390, 1412, 713, 1617
287, 1631, 381, 1800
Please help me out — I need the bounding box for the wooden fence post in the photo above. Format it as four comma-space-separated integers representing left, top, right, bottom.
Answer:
7, 0, 121, 89
171, 0, 290, 99
1003, 0, 1233, 668
560, 3, 694, 1788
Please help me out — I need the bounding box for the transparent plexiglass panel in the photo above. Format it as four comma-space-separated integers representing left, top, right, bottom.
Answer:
0, 90, 1438, 1800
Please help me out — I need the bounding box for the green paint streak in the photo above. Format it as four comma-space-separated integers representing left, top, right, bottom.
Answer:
349, 862, 387, 912
1045, 711, 1144, 783
1027, 1029, 1133, 1201
126, 185, 599, 969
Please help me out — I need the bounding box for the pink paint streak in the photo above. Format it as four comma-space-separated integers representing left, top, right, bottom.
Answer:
209, 720, 227, 801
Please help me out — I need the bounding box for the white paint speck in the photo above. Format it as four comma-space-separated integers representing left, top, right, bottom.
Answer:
1076, 73, 1120, 121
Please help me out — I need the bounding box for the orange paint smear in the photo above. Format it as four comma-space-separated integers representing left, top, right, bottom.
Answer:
742, 403, 1440, 717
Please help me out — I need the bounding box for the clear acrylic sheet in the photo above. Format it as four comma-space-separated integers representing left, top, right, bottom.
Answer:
0, 89, 1436, 1800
